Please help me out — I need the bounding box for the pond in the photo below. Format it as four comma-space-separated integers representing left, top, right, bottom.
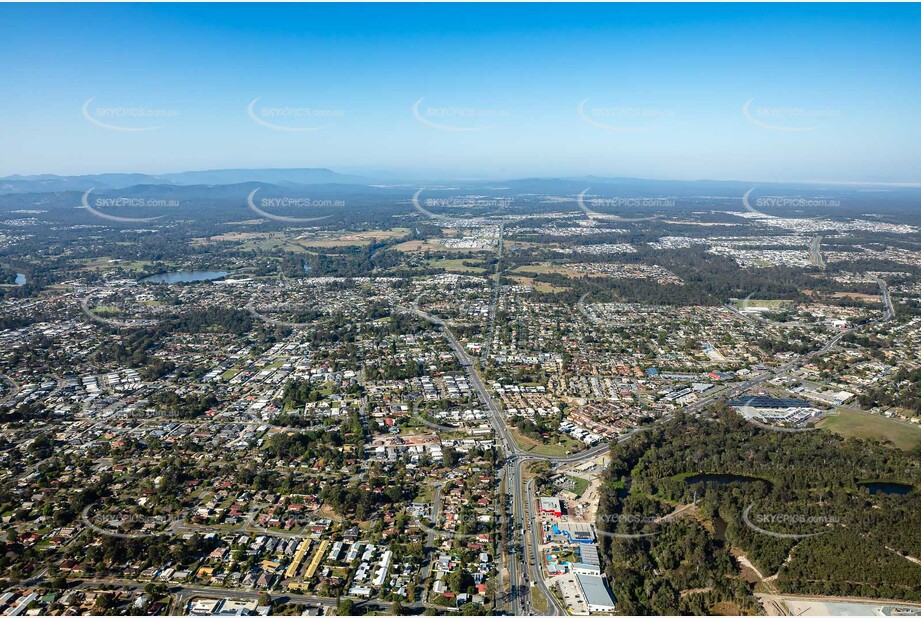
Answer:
858, 481, 914, 495
14, 273, 26, 285
141, 270, 229, 284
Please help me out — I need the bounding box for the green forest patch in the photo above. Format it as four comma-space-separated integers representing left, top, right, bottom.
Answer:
597, 410, 921, 614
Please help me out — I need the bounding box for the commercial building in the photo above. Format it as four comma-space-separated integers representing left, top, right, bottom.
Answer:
578, 543, 601, 566
727, 396, 811, 409
553, 522, 595, 544
572, 562, 603, 575
187, 598, 268, 616
576, 573, 617, 613
538, 497, 562, 517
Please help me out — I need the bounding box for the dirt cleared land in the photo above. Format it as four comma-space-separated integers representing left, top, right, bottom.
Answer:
730, 298, 795, 309
202, 230, 275, 242
509, 275, 568, 292
513, 263, 599, 278
392, 238, 489, 253
758, 593, 921, 616
298, 228, 411, 248
830, 292, 884, 302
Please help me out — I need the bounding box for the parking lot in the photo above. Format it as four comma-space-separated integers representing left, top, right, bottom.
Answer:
554, 572, 589, 615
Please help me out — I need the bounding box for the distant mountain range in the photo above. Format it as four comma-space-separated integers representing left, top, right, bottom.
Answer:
0, 168, 371, 193
3, 168, 921, 208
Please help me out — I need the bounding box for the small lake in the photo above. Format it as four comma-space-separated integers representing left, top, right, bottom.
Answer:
14, 273, 26, 285
683, 473, 773, 489
141, 270, 229, 284
858, 481, 914, 495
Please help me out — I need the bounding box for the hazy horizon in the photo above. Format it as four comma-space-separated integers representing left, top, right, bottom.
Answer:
2, 4, 920, 183
7, 165, 921, 190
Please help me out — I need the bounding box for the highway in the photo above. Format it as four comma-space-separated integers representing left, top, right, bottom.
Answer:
0, 372, 18, 404
481, 223, 504, 362
408, 301, 591, 615
524, 477, 560, 616
809, 235, 825, 269
402, 273, 896, 615
874, 276, 895, 322
418, 482, 444, 586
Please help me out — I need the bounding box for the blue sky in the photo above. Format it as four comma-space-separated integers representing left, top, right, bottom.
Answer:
1, 3, 920, 183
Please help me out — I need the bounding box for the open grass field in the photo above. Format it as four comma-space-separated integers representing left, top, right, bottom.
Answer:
819, 408, 921, 451
199, 228, 410, 251
77, 258, 157, 272
198, 230, 274, 242
298, 228, 411, 248
530, 588, 549, 613
509, 275, 568, 292
392, 238, 488, 253
830, 292, 883, 303
512, 262, 601, 278
245, 238, 314, 253
504, 240, 553, 250
426, 257, 487, 274
730, 298, 795, 309
197, 232, 317, 254
90, 306, 120, 316
508, 426, 582, 457
513, 262, 574, 276
221, 368, 242, 381
391, 239, 430, 252
298, 239, 366, 248
565, 474, 590, 497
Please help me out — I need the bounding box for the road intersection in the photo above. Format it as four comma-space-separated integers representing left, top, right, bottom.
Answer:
406, 271, 895, 615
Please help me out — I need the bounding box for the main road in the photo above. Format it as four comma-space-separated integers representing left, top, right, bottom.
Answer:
809, 235, 825, 270
873, 276, 895, 321
482, 223, 505, 362
407, 301, 598, 615
406, 273, 893, 615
